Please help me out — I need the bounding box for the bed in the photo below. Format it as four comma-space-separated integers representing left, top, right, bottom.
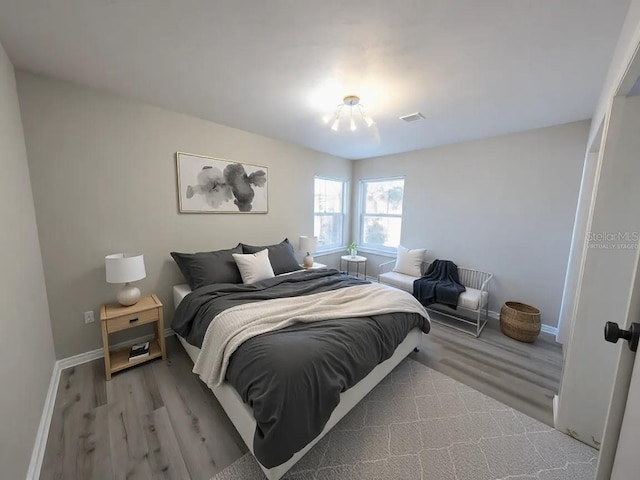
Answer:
171, 267, 430, 480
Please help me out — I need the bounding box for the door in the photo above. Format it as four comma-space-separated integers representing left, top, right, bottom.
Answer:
596, 257, 640, 479
556, 150, 600, 346
610, 345, 640, 479
560, 24, 640, 477
556, 95, 640, 450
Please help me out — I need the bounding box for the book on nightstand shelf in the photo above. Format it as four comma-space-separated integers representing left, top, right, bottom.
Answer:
129, 341, 150, 361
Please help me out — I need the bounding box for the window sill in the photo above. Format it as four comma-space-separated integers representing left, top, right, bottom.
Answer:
356, 247, 397, 258
315, 246, 348, 256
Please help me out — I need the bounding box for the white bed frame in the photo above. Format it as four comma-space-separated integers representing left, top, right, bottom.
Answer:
172, 284, 424, 480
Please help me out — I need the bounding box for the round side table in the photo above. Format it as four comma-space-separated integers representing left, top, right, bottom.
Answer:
340, 255, 368, 279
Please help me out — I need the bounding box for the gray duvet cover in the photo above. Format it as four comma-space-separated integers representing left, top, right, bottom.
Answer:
172, 269, 430, 468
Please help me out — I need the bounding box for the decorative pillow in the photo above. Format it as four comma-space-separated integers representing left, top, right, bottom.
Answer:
393, 245, 426, 277
241, 238, 300, 275
232, 249, 275, 284
170, 244, 243, 289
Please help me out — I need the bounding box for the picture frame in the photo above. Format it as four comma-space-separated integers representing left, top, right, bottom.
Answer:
176, 152, 268, 213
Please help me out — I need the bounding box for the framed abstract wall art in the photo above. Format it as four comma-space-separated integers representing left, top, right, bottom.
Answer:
176, 152, 268, 213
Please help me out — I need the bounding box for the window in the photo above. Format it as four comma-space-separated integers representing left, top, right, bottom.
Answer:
359, 177, 404, 252
314, 177, 347, 251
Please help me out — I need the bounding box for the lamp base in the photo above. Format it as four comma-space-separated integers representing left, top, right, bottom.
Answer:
117, 283, 141, 306
303, 253, 314, 269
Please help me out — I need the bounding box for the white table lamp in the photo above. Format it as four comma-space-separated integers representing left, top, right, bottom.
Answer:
299, 236, 318, 268
105, 253, 146, 306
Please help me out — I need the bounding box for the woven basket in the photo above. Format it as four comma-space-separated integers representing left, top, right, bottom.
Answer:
500, 301, 541, 343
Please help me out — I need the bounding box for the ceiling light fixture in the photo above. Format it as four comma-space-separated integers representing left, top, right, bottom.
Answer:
328, 95, 374, 132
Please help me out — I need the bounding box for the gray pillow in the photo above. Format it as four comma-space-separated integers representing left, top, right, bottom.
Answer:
171, 244, 243, 289
241, 238, 300, 275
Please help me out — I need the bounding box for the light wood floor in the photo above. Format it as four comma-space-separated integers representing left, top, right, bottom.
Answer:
40, 338, 247, 480
40, 321, 562, 479
414, 313, 563, 427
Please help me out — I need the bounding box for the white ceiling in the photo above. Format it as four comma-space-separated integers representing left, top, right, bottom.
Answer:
0, 0, 631, 159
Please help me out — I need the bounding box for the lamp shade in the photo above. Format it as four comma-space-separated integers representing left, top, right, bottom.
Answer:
299, 236, 318, 254
105, 253, 146, 284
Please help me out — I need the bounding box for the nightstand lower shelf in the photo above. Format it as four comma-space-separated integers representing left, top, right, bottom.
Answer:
100, 294, 165, 380
109, 339, 163, 374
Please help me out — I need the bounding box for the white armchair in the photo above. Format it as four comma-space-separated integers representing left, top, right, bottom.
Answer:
378, 259, 493, 337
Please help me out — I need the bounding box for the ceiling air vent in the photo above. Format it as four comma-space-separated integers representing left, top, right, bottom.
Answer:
399, 112, 425, 122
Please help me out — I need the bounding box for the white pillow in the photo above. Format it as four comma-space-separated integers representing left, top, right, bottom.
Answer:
232, 249, 275, 284
392, 245, 426, 277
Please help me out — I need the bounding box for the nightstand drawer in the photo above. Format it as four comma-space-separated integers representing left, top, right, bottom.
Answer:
101, 294, 165, 380
106, 308, 159, 333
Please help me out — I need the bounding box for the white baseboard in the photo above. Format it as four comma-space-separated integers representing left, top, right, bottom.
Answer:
541, 324, 559, 336
25, 360, 61, 480
553, 394, 559, 428
58, 327, 175, 370
27, 328, 175, 480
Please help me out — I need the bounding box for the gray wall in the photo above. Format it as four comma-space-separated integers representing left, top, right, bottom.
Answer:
353, 121, 589, 327
17, 72, 352, 359
0, 46, 55, 478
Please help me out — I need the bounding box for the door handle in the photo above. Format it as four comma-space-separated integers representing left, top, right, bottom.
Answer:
604, 322, 640, 352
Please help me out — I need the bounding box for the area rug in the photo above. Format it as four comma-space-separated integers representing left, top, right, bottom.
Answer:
212, 358, 597, 480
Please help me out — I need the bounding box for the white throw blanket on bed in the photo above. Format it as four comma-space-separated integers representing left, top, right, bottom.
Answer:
193, 282, 429, 388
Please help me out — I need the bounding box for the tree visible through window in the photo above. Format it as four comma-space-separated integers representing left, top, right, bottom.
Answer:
314, 177, 346, 250
360, 178, 404, 251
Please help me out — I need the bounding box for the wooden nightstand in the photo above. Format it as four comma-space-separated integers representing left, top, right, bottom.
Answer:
100, 294, 165, 380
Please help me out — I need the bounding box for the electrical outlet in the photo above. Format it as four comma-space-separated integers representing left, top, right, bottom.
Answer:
84, 311, 95, 324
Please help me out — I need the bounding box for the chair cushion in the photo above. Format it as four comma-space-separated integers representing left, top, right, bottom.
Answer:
379, 271, 415, 292
379, 272, 488, 310
457, 287, 488, 310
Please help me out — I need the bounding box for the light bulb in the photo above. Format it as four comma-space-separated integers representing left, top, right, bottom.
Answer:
358, 105, 374, 127
331, 117, 340, 131
350, 118, 356, 131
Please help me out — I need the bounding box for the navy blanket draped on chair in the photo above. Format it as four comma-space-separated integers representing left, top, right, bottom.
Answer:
413, 259, 466, 309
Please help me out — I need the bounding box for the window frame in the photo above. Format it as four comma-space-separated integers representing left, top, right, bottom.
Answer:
358, 176, 405, 254
314, 175, 348, 253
